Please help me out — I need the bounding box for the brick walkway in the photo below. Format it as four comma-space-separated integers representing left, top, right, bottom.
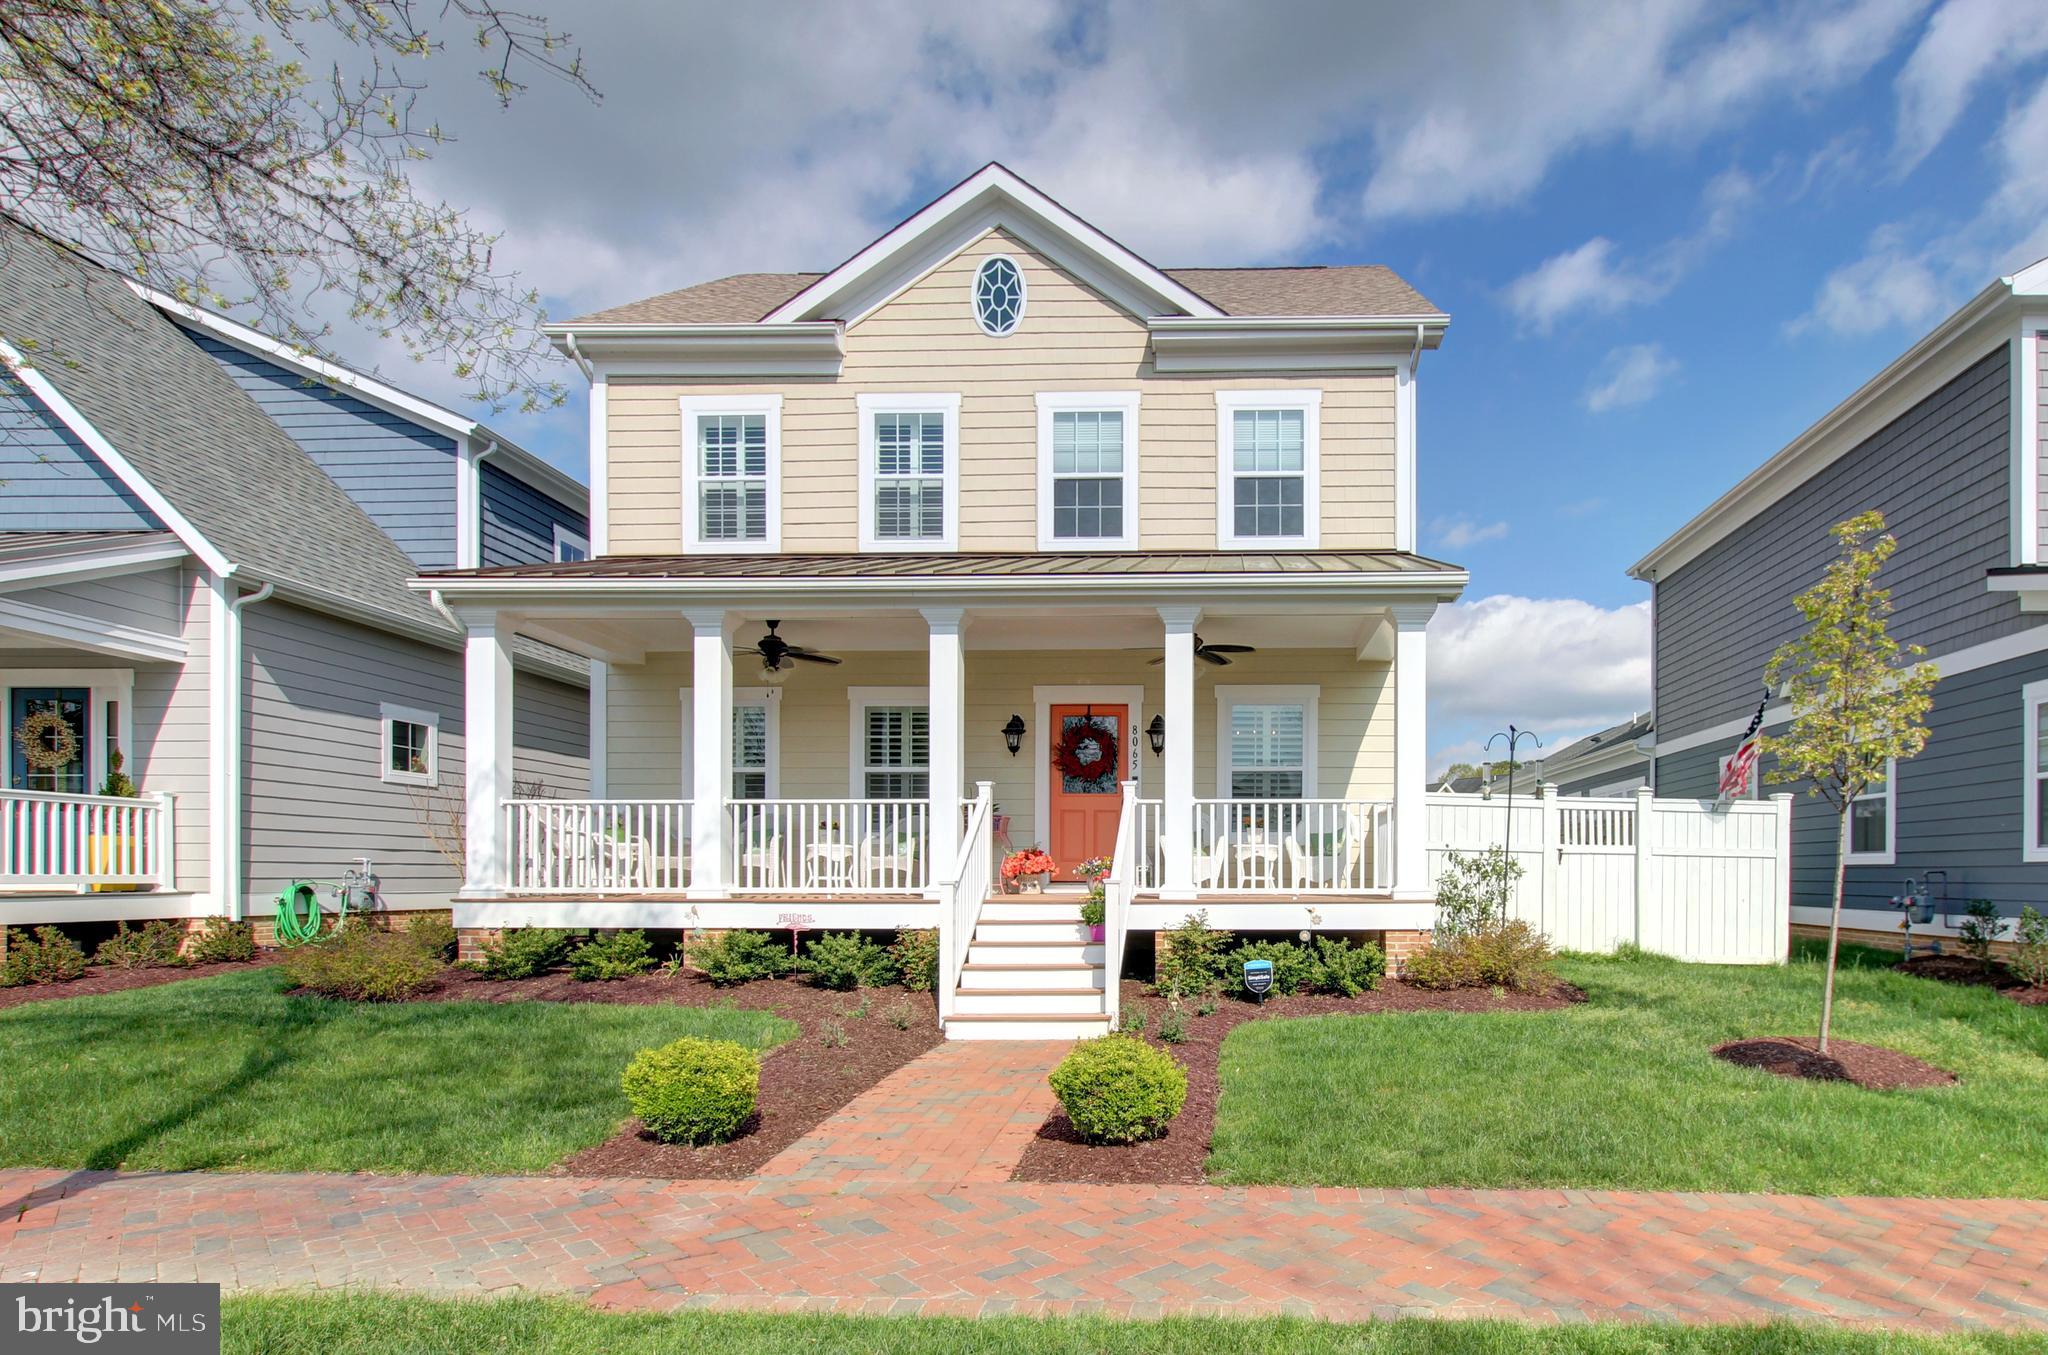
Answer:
1, 1167, 2044, 1327
755, 1041, 1066, 1187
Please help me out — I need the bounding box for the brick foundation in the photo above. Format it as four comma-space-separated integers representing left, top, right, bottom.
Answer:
456, 927, 503, 965
1790, 921, 2027, 963
1378, 929, 1432, 975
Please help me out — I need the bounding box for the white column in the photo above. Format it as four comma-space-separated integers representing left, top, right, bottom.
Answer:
923, 607, 966, 888
588, 660, 609, 798
1390, 602, 1435, 900
686, 609, 732, 897
1159, 605, 1200, 897
461, 612, 516, 895
205, 572, 239, 918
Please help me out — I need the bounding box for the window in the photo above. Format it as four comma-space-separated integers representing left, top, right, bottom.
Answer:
679, 688, 779, 800
1845, 760, 1895, 865
380, 704, 439, 786
1215, 390, 1321, 548
1214, 686, 1320, 799
680, 395, 782, 552
733, 704, 770, 800
857, 394, 958, 551
2025, 680, 2048, 863
552, 525, 588, 563
862, 707, 928, 800
973, 255, 1025, 336
1036, 392, 1139, 549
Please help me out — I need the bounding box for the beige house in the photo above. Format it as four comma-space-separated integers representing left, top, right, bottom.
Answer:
421, 164, 1467, 1036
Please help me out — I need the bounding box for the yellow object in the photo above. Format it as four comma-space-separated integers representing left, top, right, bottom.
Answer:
88, 834, 141, 893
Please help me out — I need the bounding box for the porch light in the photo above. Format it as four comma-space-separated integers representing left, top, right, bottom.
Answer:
1146, 714, 1166, 756
759, 658, 791, 686
1001, 714, 1026, 756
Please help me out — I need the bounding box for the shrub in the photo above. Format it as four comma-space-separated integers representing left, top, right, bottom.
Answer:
2011, 906, 2048, 990
621, 1037, 759, 1144
1, 926, 88, 986
570, 930, 657, 982
1310, 936, 1387, 997
93, 919, 188, 970
477, 927, 574, 980
1406, 920, 1555, 993
281, 927, 443, 1001
187, 919, 258, 964
802, 932, 894, 990
889, 927, 939, 992
1227, 939, 1316, 997
1048, 1035, 1188, 1145
405, 915, 458, 963
1156, 911, 1229, 999
1435, 848, 1522, 939
1958, 899, 2004, 972
695, 929, 794, 986
1157, 1006, 1189, 1044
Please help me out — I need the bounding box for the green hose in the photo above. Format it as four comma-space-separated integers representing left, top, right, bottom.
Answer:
274, 880, 346, 945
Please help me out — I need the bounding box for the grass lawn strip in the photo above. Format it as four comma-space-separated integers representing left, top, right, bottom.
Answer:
220, 1294, 2048, 1354
1206, 942, 2048, 1196
0, 968, 794, 1175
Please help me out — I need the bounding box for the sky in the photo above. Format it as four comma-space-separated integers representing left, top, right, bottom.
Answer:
301, 0, 2048, 772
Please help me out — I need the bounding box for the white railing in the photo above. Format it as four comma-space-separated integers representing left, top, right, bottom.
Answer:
505, 799, 690, 893
0, 788, 176, 891
1102, 781, 1141, 1030
938, 784, 994, 1024
1180, 798, 1394, 893
1129, 798, 1163, 891
725, 798, 931, 893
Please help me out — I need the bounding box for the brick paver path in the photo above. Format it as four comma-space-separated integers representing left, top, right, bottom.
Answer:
755, 1041, 1066, 1187
1, 1168, 2043, 1327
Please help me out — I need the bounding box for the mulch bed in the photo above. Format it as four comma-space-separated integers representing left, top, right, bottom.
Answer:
1712, 1036, 1958, 1090
0, 957, 275, 1011
399, 969, 942, 1179
1895, 954, 2048, 1005
1012, 976, 1585, 1186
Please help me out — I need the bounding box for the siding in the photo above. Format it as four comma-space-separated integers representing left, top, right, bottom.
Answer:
2038, 330, 2047, 562
12, 567, 184, 635
606, 228, 1397, 554
513, 671, 592, 797
480, 461, 589, 567
179, 327, 457, 568
1654, 344, 2026, 740
0, 375, 162, 531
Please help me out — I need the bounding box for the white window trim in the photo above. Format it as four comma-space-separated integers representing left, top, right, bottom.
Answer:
1215, 389, 1322, 550
1035, 391, 1140, 551
379, 702, 440, 787
552, 523, 589, 563
1212, 684, 1321, 798
678, 687, 781, 800
970, 254, 1027, 337
680, 394, 783, 554
2025, 679, 2048, 863
3, 668, 134, 793
847, 685, 929, 798
1844, 757, 1896, 866
857, 393, 960, 553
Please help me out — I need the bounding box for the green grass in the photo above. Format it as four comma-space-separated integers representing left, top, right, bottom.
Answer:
1207, 940, 2048, 1195
0, 968, 794, 1174
218, 1293, 2048, 1355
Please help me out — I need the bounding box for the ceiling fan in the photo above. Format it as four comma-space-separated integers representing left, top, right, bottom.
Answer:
1145, 634, 1256, 667
737, 620, 843, 673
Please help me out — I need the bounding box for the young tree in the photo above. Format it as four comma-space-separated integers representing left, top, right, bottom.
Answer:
0, 1, 596, 411
1761, 511, 1936, 1051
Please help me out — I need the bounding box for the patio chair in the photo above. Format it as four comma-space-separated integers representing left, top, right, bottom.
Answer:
736, 830, 783, 889
860, 832, 920, 890
1189, 831, 1228, 889
1286, 822, 1363, 889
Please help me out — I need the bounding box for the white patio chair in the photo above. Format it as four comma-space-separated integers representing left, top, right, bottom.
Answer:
861, 832, 920, 890
1189, 831, 1228, 889
736, 831, 783, 889
1286, 821, 1363, 889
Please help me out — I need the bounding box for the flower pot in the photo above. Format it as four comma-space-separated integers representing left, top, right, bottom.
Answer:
88, 833, 142, 893
1026, 871, 1049, 893
1089, 923, 1105, 942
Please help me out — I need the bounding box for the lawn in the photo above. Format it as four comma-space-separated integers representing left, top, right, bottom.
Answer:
0, 968, 794, 1174
220, 1293, 2048, 1355
1207, 941, 2048, 1195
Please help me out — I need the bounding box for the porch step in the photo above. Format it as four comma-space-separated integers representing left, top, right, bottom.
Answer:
945, 1012, 1111, 1041
973, 918, 1092, 942
980, 899, 1084, 920
966, 939, 1105, 966
952, 987, 1104, 1015
958, 962, 1102, 990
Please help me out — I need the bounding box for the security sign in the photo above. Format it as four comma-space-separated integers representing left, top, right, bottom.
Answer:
1242, 958, 1274, 997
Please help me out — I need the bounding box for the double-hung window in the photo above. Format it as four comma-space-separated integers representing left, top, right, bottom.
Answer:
679, 688, 779, 800
1845, 759, 1895, 865
858, 394, 958, 551
1036, 392, 1139, 549
1215, 686, 1319, 800
862, 706, 929, 800
681, 395, 781, 552
2026, 680, 2048, 863
1216, 390, 1320, 548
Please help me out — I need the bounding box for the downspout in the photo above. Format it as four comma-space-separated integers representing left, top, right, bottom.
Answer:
212, 577, 273, 922
559, 330, 593, 382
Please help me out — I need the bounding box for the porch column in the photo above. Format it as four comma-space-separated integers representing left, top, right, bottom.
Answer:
461, 611, 515, 895
685, 608, 733, 897
1159, 605, 1200, 897
1390, 602, 1435, 900
923, 607, 966, 889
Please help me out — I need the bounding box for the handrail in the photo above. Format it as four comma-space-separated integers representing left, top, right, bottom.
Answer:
937, 782, 993, 1026
1103, 779, 1140, 1031
503, 799, 691, 893
0, 788, 175, 889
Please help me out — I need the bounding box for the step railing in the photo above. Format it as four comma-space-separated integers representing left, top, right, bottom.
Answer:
1102, 780, 1141, 1030
505, 799, 691, 893
937, 783, 993, 1025
725, 798, 931, 893
0, 788, 176, 891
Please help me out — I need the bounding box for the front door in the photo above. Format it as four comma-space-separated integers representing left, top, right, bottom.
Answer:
9, 688, 90, 792
1047, 703, 1127, 882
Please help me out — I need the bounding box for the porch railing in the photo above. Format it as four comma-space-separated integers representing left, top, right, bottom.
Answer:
725, 798, 931, 893
0, 788, 177, 891
937, 784, 993, 1024
505, 799, 691, 893
1102, 781, 1141, 1030
1136, 797, 1394, 893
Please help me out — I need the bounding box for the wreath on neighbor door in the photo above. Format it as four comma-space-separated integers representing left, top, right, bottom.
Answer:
14, 710, 80, 773
1054, 718, 1119, 782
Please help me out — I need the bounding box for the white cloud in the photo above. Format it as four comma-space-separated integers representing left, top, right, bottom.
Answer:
1894, 0, 2048, 171
1428, 596, 1652, 764
1430, 515, 1510, 550
1584, 344, 1679, 412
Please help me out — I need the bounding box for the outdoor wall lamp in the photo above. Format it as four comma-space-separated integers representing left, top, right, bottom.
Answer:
1147, 714, 1166, 756
1001, 714, 1026, 756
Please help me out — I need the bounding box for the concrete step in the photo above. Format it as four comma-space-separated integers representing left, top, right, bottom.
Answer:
966, 939, 1105, 966
973, 918, 1093, 942
945, 1012, 1112, 1041
980, 899, 1085, 921
958, 962, 1103, 991
953, 987, 1105, 1015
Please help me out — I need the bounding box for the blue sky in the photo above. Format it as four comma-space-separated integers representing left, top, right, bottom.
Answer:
322, 0, 2048, 769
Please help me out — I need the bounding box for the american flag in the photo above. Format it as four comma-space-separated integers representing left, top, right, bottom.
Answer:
1716, 691, 1770, 801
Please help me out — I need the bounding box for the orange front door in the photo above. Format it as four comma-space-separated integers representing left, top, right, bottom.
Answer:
1047, 703, 1128, 882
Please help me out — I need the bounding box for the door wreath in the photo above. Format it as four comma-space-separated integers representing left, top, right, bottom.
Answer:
14, 709, 80, 772
1054, 717, 1119, 781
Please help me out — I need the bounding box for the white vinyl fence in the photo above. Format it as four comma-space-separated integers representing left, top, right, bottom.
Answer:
1426, 787, 1792, 964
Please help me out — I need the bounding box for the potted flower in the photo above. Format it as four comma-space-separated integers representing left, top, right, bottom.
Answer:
1001, 846, 1056, 893
1079, 890, 1106, 942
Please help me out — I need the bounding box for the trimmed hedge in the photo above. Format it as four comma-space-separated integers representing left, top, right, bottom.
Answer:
621, 1037, 759, 1144
1048, 1035, 1188, 1145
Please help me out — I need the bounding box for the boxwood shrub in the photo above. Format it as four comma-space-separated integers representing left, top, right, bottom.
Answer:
569, 929, 657, 982
1048, 1034, 1188, 1145
187, 918, 258, 964
621, 1036, 759, 1144
801, 931, 894, 990
695, 929, 794, 985
476, 927, 573, 980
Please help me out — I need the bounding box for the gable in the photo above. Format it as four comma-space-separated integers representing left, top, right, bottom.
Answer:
0, 373, 163, 533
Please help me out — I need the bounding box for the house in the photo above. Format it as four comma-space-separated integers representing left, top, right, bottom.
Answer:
1535, 713, 1652, 798
0, 223, 589, 931
422, 163, 1468, 1036
1632, 257, 2048, 950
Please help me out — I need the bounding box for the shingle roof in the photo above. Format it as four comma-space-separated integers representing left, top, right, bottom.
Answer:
429, 548, 1462, 582
1539, 712, 1654, 777
563, 264, 1440, 326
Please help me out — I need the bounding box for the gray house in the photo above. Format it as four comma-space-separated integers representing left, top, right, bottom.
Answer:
1536, 712, 1652, 798
0, 224, 588, 928
1632, 257, 2048, 946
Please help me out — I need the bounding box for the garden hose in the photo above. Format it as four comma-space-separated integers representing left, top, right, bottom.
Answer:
274, 880, 345, 946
